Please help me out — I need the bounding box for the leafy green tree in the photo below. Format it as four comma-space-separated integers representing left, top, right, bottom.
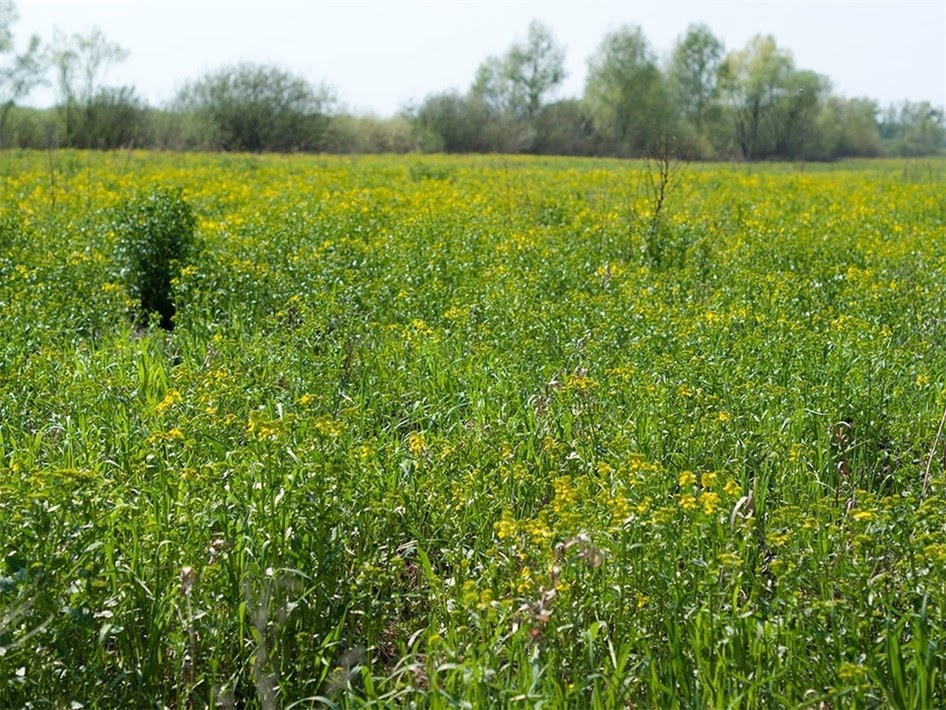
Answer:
770, 68, 830, 158
175, 63, 334, 152
48, 26, 129, 146
584, 24, 670, 155
471, 56, 513, 114
718, 35, 794, 159
0, 105, 52, 148
467, 20, 565, 152
834, 98, 882, 157
471, 19, 565, 121
409, 90, 516, 153
321, 113, 418, 154
879, 101, 946, 156
668, 23, 724, 136
718, 34, 830, 160
410, 91, 474, 152
532, 99, 599, 155
80, 85, 147, 149
0, 0, 45, 149
812, 97, 881, 159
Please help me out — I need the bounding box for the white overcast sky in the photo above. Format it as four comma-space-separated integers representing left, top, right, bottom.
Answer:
14, 0, 946, 115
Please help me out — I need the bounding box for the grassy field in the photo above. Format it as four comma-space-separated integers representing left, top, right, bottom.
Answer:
1, 150, 945, 707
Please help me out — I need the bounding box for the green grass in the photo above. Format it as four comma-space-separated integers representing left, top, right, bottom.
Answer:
1, 150, 945, 706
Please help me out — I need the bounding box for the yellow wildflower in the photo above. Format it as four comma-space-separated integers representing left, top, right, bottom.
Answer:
156, 389, 183, 414
495, 513, 518, 541
701, 491, 721, 515
407, 431, 427, 456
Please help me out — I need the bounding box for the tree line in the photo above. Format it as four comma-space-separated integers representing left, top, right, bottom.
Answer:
1, 3, 943, 159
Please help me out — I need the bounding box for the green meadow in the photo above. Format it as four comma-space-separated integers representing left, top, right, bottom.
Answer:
1, 151, 945, 707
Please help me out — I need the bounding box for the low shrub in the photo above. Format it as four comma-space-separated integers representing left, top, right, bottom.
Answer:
112, 186, 196, 329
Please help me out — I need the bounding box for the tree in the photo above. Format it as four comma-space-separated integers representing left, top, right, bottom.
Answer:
471, 20, 565, 121
584, 25, 670, 155
879, 101, 946, 156
321, 113, 418, 154
532, 99, 598, 156
719, 35, 835, 160
471, 56, 513, 114
808, 96, 881, 159
719, 35, 794, 159
410, 91, 465, 152
0, 0, 45, 149
409, 86, 538, 154
719, 35, 789, 159
80, 85, 147, 149
48, 26, 129, 146
668, 23, 724, 135
768, 68, 830, 158
831, 98, 882, 157
175, 63, 334, 152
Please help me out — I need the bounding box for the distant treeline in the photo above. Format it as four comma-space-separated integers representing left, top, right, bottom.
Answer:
1, 8, 943, 159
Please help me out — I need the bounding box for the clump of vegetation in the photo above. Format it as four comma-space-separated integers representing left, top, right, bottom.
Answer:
112, 186, 196, 330
408, 161, 452, 182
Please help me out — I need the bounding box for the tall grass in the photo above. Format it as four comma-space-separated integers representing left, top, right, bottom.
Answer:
1, 150, 945, 706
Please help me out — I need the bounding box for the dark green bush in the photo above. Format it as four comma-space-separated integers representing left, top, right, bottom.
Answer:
112, 186, 196, 330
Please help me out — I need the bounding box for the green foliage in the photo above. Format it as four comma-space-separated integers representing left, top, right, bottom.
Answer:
111, 186, 197, 329
321, 113, 419, 154
668, 23, 725, 138
471, 19, 565, 121
175, 63, 334, 152
407, 160, 452, 182
585, 24, 671, 156
532, 99, 599, 155
0, 105, 53, 148
48, 27, 130, 148
0, 0, 45, 150
812, 97, 883, 159
0, 8, 941, 160
718, 34, 831, 160
3, 152, 946, 705
409, 90, 495, 152
880, 101, 946, 156
68, 85, 147, 149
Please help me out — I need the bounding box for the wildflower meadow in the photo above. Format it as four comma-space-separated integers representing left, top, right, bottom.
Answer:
1, 150, 945, 707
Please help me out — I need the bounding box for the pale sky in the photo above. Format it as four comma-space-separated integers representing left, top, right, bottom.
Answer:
14, 0, 946, 115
